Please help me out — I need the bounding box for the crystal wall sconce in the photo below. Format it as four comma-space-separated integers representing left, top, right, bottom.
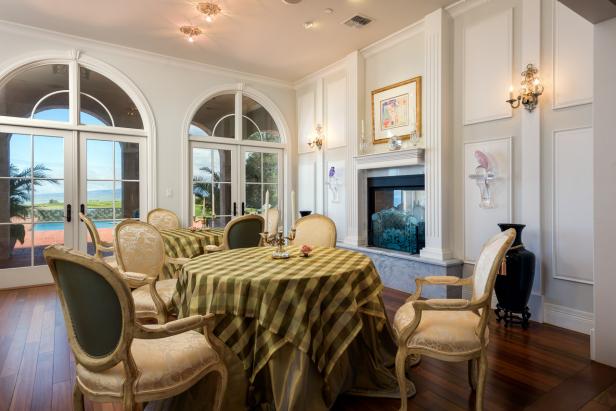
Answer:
308, 124, 324, 150
506, 63, 544, 112
468, 150, 495, 209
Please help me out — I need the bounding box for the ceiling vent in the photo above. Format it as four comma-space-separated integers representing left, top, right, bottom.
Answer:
343, 14, 373, 28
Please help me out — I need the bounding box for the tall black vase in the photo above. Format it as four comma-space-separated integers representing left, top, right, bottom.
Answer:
494, 223, 535, 329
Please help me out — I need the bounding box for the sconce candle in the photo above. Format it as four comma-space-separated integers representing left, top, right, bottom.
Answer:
506, 63, 544, 112
308, 124, 324, 150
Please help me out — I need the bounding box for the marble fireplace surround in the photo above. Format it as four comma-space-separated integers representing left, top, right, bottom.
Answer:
342, 149, 463, 299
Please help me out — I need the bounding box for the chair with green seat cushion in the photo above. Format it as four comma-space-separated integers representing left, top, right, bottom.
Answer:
205, 214, 264, 253
44, 245, 227, 411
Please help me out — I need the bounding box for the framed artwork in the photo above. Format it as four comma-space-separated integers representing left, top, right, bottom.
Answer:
371, 76, 422, 144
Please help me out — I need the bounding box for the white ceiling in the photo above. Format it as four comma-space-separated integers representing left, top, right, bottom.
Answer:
0, 0, 458, 82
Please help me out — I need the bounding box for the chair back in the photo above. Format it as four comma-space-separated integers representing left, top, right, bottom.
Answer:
114, 219, 165, 279
80, 212, 104, 258
147, 208, 180, 230
44, 245, 134, 370
223, 214, 264, 249
263, 207, 280, 234
471, 229, 516, 303
292, 214, 337, 248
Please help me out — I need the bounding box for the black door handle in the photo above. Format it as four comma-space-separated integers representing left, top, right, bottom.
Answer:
80, 204, 85, 214
233, 202, 237, 216
241, 202, 245, 216
66, 204, 72, 222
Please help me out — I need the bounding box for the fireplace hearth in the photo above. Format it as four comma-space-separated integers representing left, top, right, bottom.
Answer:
367, 175, 425, 255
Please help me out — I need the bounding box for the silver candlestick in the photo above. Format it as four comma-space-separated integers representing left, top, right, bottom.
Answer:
260, 229, 296, 259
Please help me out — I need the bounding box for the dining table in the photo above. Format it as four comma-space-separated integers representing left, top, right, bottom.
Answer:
158, 227, 224, 279
161, 245, 415, 411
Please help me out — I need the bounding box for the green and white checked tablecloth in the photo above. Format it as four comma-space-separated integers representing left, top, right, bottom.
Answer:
174, 245, 388, 383
159, 227, 224, 279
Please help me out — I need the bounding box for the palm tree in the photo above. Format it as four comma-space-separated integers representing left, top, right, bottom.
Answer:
8, 163, 59, 246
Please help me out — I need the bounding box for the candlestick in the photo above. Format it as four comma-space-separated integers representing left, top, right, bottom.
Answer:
291, 190, 296, 227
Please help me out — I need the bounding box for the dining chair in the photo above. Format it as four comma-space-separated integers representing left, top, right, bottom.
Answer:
393, 228, 516, 411
147, 208, 181, 230
44, 245, 227, 411
291, 214, 337, 248
114, 219, 189, 324
79, 212, 117, 268
205, 214, 264, 253
262, 207, 280, 239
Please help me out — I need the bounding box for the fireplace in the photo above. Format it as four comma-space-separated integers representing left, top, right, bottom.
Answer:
367, 175, 426, 254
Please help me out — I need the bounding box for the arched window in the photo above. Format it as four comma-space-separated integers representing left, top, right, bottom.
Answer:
187, 88, 285, 227
0, 60, 150, 276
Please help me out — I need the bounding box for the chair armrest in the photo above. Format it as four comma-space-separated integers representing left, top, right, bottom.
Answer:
414, 298, 471, 310
120, 271, 153, 288
98, 241, 114, 251
406, 275, 473, 302
167, 257, 190, 266
204, 245, 223, 253
134, 313, 215, 339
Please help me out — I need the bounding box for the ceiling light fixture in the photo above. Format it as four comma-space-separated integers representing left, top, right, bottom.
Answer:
180, 25, 203, 42
324, 8, 334, 14
197, 2, 222, 22
303, 21, 315, 29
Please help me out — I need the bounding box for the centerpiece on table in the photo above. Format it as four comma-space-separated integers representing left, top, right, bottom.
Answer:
260, 189, 297, 259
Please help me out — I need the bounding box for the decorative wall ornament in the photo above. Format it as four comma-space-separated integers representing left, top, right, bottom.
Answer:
327, 166, 341, 203
468, 150, 496, 208
371, 76, 422, 144
506, 63, 544, 112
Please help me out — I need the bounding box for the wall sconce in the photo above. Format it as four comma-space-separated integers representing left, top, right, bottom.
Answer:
308, 124, 324, 150
506, 63, 544, 112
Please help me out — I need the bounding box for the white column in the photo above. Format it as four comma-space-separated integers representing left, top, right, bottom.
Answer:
420, 8, 453, 261
520, 0, 543, 322
344, 51, 363, 245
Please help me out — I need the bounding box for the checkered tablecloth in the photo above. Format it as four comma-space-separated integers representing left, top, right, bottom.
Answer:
174, 245, 387, 383
159, 228, 224, 279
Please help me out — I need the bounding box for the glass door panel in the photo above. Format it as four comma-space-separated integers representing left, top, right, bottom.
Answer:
0, 128, 73, 269
191, 144, 237, 228
241, 148, 282, 217
80, 133, 144, 256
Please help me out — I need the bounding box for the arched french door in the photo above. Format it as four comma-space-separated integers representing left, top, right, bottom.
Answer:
0, 59, 151, 287
186, 88, 287, 228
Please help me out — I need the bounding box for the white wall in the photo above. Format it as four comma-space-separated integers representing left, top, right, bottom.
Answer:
593, 16, 616, 367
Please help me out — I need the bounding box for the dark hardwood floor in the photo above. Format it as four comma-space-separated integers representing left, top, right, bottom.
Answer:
1, 285, 615, 411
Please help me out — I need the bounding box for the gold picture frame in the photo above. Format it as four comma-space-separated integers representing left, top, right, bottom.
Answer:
371, 76, 422, 144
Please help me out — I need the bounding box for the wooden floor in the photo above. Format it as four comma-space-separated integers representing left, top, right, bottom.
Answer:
1, 286, 615, 411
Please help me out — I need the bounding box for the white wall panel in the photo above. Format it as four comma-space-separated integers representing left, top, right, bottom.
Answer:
463, 9, 513, 125
464, 137, 512, 262
553, 2, 593, 109
553, 127, 594, 284
297, 88, 316, 154
324, 74, 347, 149
297, 153, 316, 213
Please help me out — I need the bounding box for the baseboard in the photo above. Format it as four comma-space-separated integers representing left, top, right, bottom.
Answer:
543, 303, 594, 335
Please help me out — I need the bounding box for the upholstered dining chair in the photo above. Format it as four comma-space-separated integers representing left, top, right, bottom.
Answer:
79, 212, 117, 268
204, 214, 264, 253
114, 219, 189, 324
147, 208, 181, 230
44, 245, 227, 411
291, 214, 337, 248
393, 229, 515, 411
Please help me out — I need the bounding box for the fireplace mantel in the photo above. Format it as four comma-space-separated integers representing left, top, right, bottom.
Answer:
355, 148, 425, 170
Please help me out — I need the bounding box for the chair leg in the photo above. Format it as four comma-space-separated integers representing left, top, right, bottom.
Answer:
395, 348, 408, 411
468, 358, 478, 390
213, 365, 228, 411
72, 383, 84, 411
475, 351, 488, 411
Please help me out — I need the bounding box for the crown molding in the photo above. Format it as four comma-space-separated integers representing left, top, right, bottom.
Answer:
360, 19, 425, 58
0, 19, 294, 90
445, 0, 493, 18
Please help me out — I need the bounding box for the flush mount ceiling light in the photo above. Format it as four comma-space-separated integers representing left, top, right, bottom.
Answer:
282, 0, 302, 4
180, 25, 203, 43
303, 21, 314, 29
197, 2, 222, 22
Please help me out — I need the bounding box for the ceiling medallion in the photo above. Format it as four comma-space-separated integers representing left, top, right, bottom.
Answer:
180, 25, 203, 42
197, 2, 222, 22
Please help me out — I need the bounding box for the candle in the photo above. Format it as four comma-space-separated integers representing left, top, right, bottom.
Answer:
508, 85, 514, 100
264, 190, 270, 231
361, 120, 365, 139
291, 190, 296, 227
211, 185, 216, 217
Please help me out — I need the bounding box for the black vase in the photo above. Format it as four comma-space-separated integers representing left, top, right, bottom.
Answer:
299, 210, 312, 217
494, 223, 535, 329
